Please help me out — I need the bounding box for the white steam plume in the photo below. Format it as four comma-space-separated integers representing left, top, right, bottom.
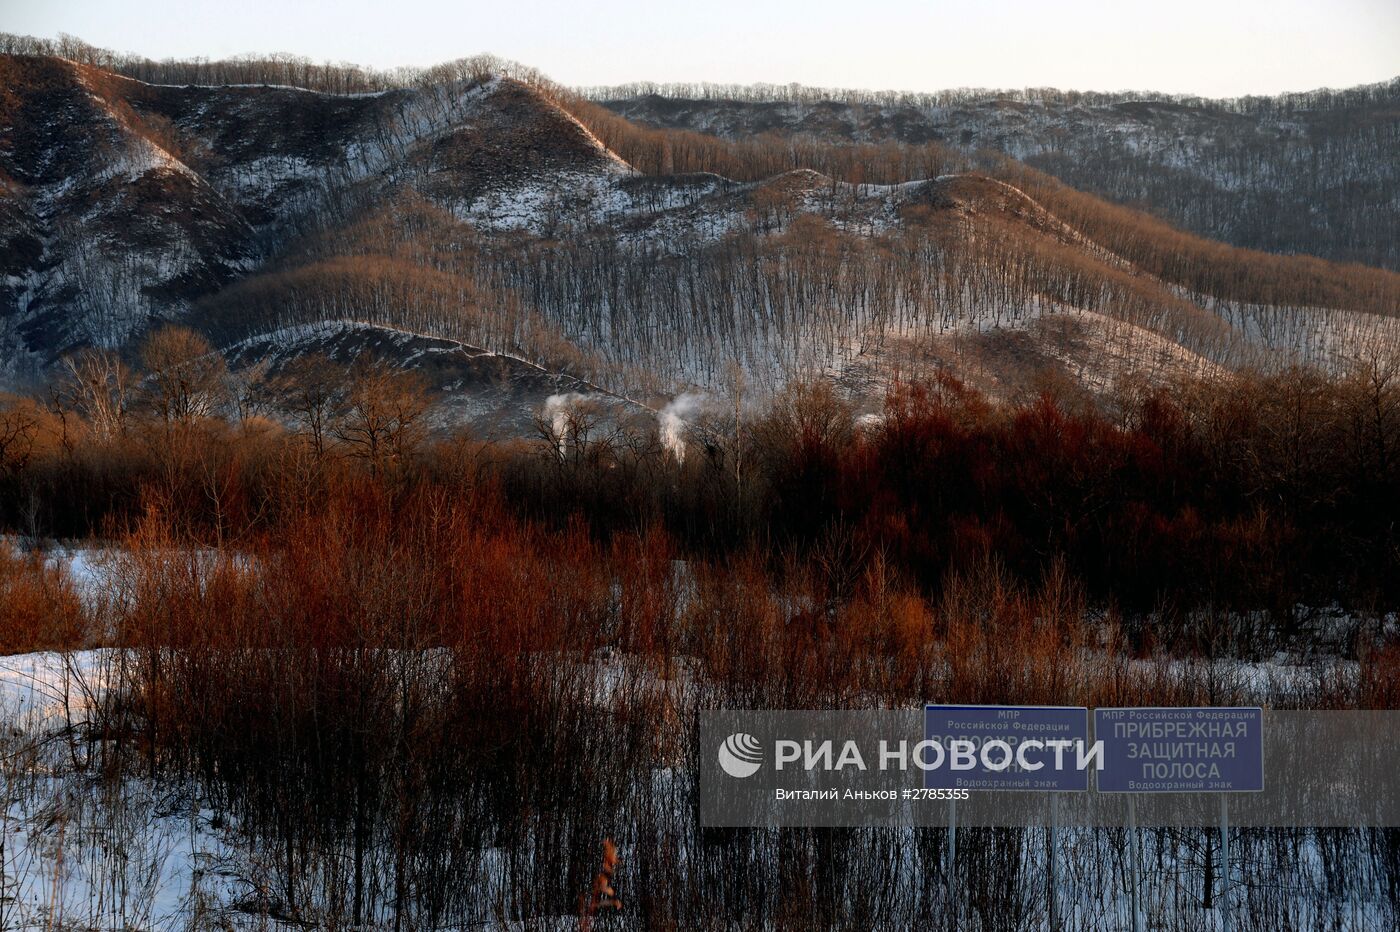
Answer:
543, 392, 593, 454
658, 392, 708, 464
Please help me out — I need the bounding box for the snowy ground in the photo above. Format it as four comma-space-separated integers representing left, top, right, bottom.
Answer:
0, 651, 248, 931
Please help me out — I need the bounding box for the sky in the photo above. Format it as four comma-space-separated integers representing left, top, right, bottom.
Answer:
3, 0, 1398, 97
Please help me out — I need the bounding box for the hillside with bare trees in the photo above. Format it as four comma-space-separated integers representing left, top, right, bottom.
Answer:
2, 33, 1398, 420
596, 77, 1400, 270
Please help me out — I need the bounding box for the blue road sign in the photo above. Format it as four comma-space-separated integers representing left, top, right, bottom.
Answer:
924, 705, 1091, 792
1095, 707, 1264, 793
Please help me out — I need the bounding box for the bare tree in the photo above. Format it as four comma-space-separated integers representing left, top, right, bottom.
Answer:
0, 396, 39, 478
140, 326, 230, 425
277, 354, 347, 460
534, 393, 616, 467
334, 359, 429, 474
59, 347, 132, 443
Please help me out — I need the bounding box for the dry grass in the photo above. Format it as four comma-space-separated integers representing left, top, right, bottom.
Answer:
0, 545, 85, 654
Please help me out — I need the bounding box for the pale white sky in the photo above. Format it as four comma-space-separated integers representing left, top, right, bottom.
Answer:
3, 0, 1397, 97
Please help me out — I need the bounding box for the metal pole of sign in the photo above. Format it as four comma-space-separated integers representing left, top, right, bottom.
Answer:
1220, 795, 1233, 932
1127, 795, 1143, 932
947, 797, 957, 929
1047, 794, 1060, 932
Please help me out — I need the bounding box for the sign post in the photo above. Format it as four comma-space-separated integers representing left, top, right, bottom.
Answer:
947, 795, 956, 929
1095, 707, 1264, 931
1220, 793, 1233, 932
1126, 794, 1142, 932
925, 705, 1091, 930
1047, 793, 1060, 932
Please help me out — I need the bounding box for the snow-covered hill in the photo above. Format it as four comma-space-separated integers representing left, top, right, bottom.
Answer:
2, 52, 1397, 424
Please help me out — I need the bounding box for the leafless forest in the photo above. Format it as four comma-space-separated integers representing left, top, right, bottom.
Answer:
1, 29, 1399, 932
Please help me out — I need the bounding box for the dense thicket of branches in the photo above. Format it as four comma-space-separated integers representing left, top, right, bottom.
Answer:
7, 467, 1397, 928
4, 332, 1400, 624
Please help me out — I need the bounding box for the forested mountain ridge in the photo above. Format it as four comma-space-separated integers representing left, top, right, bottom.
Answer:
595, 77, 1400, 271
2, 37, 1398, 425
0, 51, 611, 378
